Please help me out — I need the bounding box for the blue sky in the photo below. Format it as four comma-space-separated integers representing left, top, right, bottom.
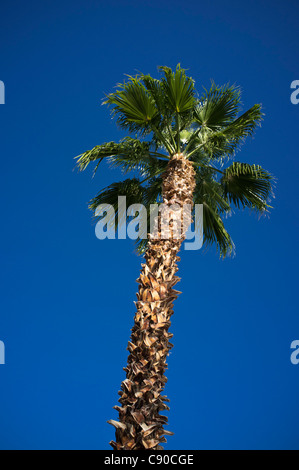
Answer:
0, 0, 298, 450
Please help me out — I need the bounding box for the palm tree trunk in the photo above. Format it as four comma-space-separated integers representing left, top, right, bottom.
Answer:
108, 153, 196, 450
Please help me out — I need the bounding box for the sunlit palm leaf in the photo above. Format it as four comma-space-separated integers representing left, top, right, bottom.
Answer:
194, 82, 241, 128
141, 74, 167, 116
103, 76, 159, 134
76, 142, 119, 171
211, 103, 263, 147
188, 103, 263, 161
159, 64, 196, 114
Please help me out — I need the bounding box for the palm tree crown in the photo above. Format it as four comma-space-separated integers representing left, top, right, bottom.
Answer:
77, 64, 274, 257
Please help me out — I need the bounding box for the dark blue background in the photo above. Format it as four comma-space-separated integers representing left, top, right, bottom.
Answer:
0, 0, 298, 449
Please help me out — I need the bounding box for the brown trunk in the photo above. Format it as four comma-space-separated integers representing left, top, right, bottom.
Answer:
108, 154, 196, 450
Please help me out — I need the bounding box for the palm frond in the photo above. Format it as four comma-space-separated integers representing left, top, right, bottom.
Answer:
76, 142, 118, 172
221, 162, 274, 212
194, 166, 231, 213
103, 76, 160, 135
193, 167, 234, 257
141, 73, 177, 151
215, 103, 263, 143
194, 82, 242, 128
107, 137, 168, 177
202, 202, 235, 257
187, 104, 263, 162
76, 137, 168, 178
89, 176, 164, 255
141, 74, 167, 116
89, 178, 146, 227
159, 64, 196, 114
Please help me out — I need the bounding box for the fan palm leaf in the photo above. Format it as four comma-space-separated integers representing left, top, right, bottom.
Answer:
194, 82, 242, 128
103, 76, 160, 135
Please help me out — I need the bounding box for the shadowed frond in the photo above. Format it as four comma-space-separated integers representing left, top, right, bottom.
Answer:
197, 178, 231, 214
89, 176, 164, 255
203, 203, 234, 257
76, 137, 168, 177
135, 176, 163, 254
204, 202, 234, 257
193, 167, 234, 257
107, 137, 168, 177
89, 178, 146, 228
221, 162, 274, 212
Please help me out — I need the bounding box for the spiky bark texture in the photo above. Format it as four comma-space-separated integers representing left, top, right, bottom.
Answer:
108, 154, 196, 450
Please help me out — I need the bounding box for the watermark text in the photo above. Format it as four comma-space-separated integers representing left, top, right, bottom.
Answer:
94, 197, 203, 251
0, 81, 5, 104
290, 340, 299, 365
0, 340, 5, 364
290, 80, 299, 104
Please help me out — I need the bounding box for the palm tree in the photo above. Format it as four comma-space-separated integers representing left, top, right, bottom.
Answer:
76, 65, 274, 450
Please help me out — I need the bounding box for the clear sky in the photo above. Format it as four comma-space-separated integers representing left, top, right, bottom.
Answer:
0, 0, 298, 450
